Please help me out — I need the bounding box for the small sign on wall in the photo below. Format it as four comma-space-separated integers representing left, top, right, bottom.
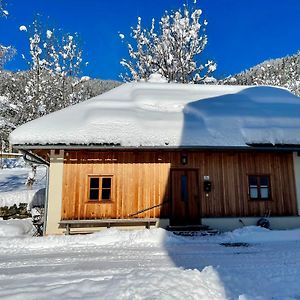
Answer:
204, 176, 210, 180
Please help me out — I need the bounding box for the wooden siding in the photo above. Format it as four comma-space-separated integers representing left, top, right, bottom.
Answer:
61, 150, 298, 220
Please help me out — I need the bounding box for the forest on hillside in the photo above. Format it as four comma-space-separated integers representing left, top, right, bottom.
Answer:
221, 51, 300, 97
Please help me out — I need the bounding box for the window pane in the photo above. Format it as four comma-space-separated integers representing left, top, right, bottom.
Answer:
89, 189, 99, 200
260, 176, 269, 186
181, 175, 188, 202
90, 178, 99, 189
102, 189, 111, 200
102, 178, 111, 189
260, 187, 269, 199
250, 187, 258, 198
249, 176, 257, 186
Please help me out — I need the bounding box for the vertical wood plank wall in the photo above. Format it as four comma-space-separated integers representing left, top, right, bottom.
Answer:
61, 150, 298, 220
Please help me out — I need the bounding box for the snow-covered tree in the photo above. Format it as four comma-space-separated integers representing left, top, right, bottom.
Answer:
54, 33, 87, 107
0, 1, 17, 149
0, 45, 15, 69
0, 0, 16, 69
120, 2, 216, 83
0, 0, 8, 17
0, 16, 120, 149
21, 20, 51, 119
20, 17, 88, 119
0, 68, 119, 150
0, 94, 17, 149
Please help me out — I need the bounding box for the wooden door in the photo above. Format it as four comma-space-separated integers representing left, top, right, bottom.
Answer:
170, 169, 200, 225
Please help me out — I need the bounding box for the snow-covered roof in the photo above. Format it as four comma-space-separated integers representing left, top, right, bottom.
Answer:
9, 82, 300, 148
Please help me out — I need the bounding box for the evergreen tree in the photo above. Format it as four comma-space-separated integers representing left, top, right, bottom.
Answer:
222, 52, 300, 97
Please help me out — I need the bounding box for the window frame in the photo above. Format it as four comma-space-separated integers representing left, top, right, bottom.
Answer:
87, 175, 113, 203
248, 174, 271, 201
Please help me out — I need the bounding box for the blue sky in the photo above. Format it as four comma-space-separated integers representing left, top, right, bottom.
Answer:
1, 0, 300, 81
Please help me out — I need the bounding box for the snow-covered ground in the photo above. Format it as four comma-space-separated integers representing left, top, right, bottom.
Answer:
0, 218, 33, 237
0, 221, 300, 300
0, 163, 46, 207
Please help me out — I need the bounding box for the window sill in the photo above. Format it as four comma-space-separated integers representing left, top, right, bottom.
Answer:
248, 198, 272, 201
86, 200, 114, 204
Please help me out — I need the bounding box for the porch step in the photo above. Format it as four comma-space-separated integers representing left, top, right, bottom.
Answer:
167, 225, 219, 236
172, 230, 219, 237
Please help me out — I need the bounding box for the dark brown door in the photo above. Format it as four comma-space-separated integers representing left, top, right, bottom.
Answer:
170, 169, 200, 225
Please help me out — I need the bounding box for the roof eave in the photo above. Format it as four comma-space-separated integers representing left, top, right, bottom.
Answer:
11, 143, 300, 152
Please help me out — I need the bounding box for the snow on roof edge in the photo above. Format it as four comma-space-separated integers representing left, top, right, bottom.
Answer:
9, 83, 300, 148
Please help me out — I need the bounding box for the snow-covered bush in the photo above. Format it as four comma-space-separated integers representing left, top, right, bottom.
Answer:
120, 1, 216, 83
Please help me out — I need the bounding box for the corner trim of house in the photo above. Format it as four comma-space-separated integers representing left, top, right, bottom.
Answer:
293, 152, 300, 215
45, 150, 64, 235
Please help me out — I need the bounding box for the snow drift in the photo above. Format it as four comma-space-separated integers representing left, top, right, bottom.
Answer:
0, 219, 33, 237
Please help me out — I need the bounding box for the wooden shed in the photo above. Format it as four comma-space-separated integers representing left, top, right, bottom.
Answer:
10, 83, 300, 234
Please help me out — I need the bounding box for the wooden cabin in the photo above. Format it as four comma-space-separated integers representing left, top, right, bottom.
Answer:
9, 83, 300, 234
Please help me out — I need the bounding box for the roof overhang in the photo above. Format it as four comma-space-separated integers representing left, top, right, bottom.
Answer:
12, 143, 300, 152
21, 149, 50, 166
